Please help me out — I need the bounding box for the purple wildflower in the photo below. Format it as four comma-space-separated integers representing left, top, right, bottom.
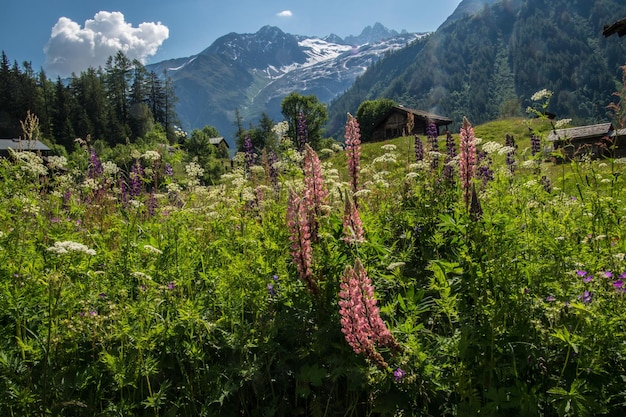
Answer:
576, 270, 587, 277
88, 147, 103, 179
604, 271, 614, 279
273, 274, 279, 282
393, 368, 406, 381
579, 291, 592, 304
530, 134, 541, 156
546, 295, 555, 302
98, 292, 106, 299
583, 276, 593, 283
613, 280, 624, 290
129, 160, 144, 198
505, 134, 516, 173
164, 163, 174, 177
167, 282, 175, 290
414, 135, 424, 162
541, 176, 552, 193
620, 272, 626, 280
267, 283, 276, 296
244, 135, 254, 171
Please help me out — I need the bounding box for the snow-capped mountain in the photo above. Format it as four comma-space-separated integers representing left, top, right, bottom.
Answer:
147, 24, 426, 145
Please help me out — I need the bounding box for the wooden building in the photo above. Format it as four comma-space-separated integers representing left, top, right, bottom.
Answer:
371, 106, 452, 141
546, 123, 623, 160
0, 138, 51, 157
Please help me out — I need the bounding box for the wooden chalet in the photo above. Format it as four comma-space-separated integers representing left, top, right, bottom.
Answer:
209, 137, 229, 149
371, 106, 452, 141
0, 138, 51, 157
546, 123, 626, 159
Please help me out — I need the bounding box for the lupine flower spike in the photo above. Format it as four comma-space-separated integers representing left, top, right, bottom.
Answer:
342, 192, 365, 244
338, 258, 400, 368
287, 188, 316, 294
303, 144, 329, 241
459, 117, 477, 208
345, 113, 361, 196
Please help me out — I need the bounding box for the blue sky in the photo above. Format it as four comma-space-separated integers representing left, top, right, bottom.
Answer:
1, 0, 461, 77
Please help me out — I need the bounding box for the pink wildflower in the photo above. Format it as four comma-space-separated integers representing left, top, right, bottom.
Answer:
345, 113, 361, 195
342, 194, 365, 244
302, 144, 329, 241
287, 188, 316, 294
338, 259, 400, 368
459, 117, 477, 208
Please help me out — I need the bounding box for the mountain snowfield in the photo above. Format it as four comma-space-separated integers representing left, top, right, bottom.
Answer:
147, 24, 425, 145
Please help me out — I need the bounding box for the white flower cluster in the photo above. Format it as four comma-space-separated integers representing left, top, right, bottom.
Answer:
531, 89, 553, 102
185, 161, 204, 179
143, 245, 163, 255
142, 150, 161, 161
272, 121, 289, 140
13, 150, 48, 177
554, 119, 572, 129
47, 155, 68, 170
47, 240, 96, 256
102, 161, 120, 176
373, 153, 398, 164
381, 144, 397, 152
481, 141, 504, 155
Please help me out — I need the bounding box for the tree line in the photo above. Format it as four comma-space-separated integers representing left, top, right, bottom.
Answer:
0, 50, 179, 151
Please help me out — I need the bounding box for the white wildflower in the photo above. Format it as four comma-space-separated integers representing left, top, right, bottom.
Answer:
47, 240, 96, 256
387, 262, 406, 270
132, 271, 153, 280
405, 172, 419, 180
614, 158, 626, 164
554, 118, 572, 129
166, 182, 181, 193
497, 146, 516, 156
249, 165, 266, 175
481, 141, 503, 155
143, 245, 163, 255
82, 178, 99, 190
531, 89, 553, 102
142, 150, 161, 161
47, 155, 68, 170
353, 189, 372, 198
381, 144, 397, 152
185, 161, 204, 179
331, 143, 344, 152
373, 153, 398, 164
102, 161, 120, 176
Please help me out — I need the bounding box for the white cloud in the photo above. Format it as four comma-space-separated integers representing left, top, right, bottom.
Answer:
44, 11, 169, 77
277, 10, 293, 18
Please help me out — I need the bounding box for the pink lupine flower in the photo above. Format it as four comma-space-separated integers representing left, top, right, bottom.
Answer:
287, 188, 316, 294
345, 113, 361, 195
459, 117, 477, 208
303, 144, 329, 241
342, 194, 365, 244
338, 258, 400, 369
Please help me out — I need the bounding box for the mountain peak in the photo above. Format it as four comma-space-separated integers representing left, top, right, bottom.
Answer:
343, 22, 401, 45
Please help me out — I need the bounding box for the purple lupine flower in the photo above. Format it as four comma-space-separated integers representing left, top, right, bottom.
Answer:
147, 191, 158, 217
530, 134, 541, 156
426, 123, 439, 171
129, 160, 144, 198
505, 134, 516, 173
88, 147, 103, 179
243, 135, 254, 171
297, 111, 308, 151
476, 150, 494, 186
414, 135, 424, 162
164, 163, 174, 177
393, 368, 406, 381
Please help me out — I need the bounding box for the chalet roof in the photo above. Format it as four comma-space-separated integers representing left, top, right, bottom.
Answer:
390, 105, 453, 125
209, 137, 229, 148
0, 138, 51, 152
603, 17, 626, 37
547, 123, 612, 142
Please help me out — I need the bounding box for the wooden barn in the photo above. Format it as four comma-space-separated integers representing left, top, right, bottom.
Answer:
0, 138, 51, 158
371, 106, 452, 141
546, 123, 626, 160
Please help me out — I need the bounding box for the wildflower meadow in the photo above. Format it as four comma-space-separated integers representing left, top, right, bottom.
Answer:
1, 103, 626, 417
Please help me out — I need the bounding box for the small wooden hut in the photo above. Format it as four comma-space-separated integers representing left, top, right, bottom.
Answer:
370, 106, 452, 141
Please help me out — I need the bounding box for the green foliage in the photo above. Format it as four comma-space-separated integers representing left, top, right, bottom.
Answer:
356, 98, 396, 142
281, 92, 328, 150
